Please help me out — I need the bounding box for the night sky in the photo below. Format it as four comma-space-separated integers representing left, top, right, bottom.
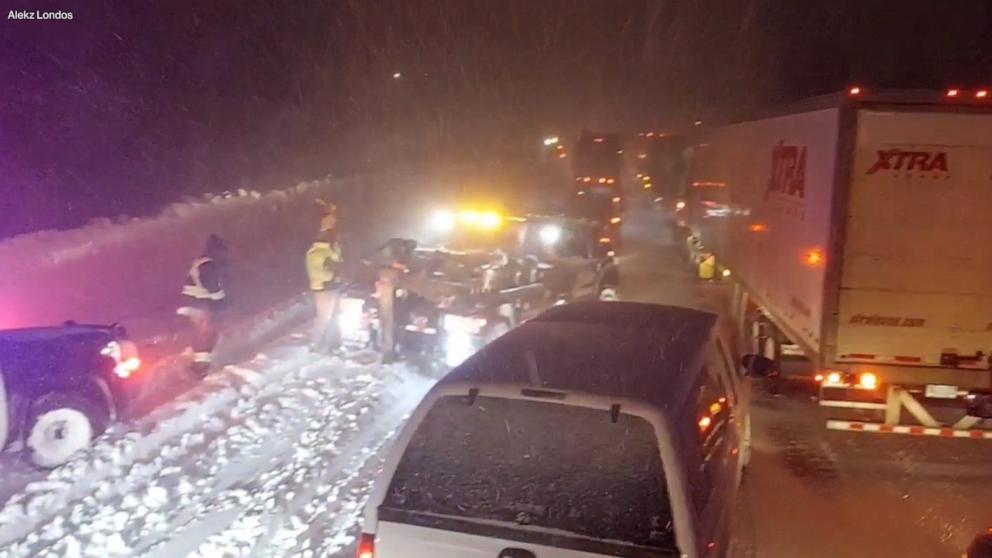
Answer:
2, 0, 991, 237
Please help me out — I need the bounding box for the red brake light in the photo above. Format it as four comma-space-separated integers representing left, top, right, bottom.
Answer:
977, 90, 988, 99
848, 86, 862, 96
358, 533, 375, 558
947, 88, 960, 98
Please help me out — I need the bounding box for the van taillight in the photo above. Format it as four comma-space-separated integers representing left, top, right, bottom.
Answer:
357, 533, 375, 558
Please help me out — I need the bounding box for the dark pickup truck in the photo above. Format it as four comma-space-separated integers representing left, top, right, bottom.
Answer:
0, 323, 139, 467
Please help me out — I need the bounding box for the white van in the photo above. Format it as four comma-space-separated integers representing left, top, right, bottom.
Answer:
360, 301, 752, 558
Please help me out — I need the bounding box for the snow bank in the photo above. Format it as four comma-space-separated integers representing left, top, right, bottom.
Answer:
0, 173, 432, 329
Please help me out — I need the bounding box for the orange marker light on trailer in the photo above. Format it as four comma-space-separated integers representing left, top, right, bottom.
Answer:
804, 248, 825, 267
747, 223, 767, 233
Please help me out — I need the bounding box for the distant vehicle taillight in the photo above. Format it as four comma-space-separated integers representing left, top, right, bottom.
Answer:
357, 533, 375, 558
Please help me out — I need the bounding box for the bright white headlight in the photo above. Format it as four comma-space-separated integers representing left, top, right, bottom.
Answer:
539, 224, 561, 245
445, 332, 475, 368
337, 298, 365, 336
429, 210, 456, 232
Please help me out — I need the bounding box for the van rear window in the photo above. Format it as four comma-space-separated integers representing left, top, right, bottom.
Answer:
382, 395, 677, 553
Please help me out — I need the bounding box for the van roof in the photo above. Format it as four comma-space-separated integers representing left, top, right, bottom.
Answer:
440, 301, 717, 409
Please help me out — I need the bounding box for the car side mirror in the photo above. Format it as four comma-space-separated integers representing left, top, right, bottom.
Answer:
741, 353, 774, 377
966, 529, 992, 558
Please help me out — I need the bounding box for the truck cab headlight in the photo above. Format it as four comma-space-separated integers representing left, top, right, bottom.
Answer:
539, 225, 561, 245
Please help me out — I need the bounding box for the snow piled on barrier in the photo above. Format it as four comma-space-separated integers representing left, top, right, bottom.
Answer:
0, 178, 347, 329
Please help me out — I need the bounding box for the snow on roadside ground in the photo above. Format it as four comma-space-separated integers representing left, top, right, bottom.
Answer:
0, 338, 433, 558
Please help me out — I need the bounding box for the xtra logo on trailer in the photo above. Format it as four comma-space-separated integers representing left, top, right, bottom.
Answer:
766, 141, 806, 199
866, 149, 948, 174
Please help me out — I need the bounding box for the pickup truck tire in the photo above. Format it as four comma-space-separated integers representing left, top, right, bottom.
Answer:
26, 394, 107, 468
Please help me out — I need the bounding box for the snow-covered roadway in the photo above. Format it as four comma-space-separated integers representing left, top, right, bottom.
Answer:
0, 335, 432, 558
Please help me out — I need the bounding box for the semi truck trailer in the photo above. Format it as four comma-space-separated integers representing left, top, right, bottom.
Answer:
684, 89, 992, 428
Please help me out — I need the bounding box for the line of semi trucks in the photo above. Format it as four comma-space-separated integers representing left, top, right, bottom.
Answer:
579, 88, 992, 428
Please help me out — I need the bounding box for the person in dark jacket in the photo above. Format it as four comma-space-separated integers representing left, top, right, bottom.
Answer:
177, 234, 227, 376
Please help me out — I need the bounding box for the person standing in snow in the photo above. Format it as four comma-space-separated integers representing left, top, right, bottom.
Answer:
178, 234, 228, 377
306, 227, 344, 353
316, 198, 337, 234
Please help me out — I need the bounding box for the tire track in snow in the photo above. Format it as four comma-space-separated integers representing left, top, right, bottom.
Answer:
0, 343, 427, 558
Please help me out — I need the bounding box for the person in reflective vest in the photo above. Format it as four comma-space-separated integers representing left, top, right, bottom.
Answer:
177, 234, 227, 376
306, 228, 343, 352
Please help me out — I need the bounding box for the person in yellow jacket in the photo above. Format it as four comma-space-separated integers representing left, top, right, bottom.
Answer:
306, 228, 344, 352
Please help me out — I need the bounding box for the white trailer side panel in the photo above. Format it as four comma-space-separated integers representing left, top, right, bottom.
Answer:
691, 108, 840, 352
835, 110, 992, 365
